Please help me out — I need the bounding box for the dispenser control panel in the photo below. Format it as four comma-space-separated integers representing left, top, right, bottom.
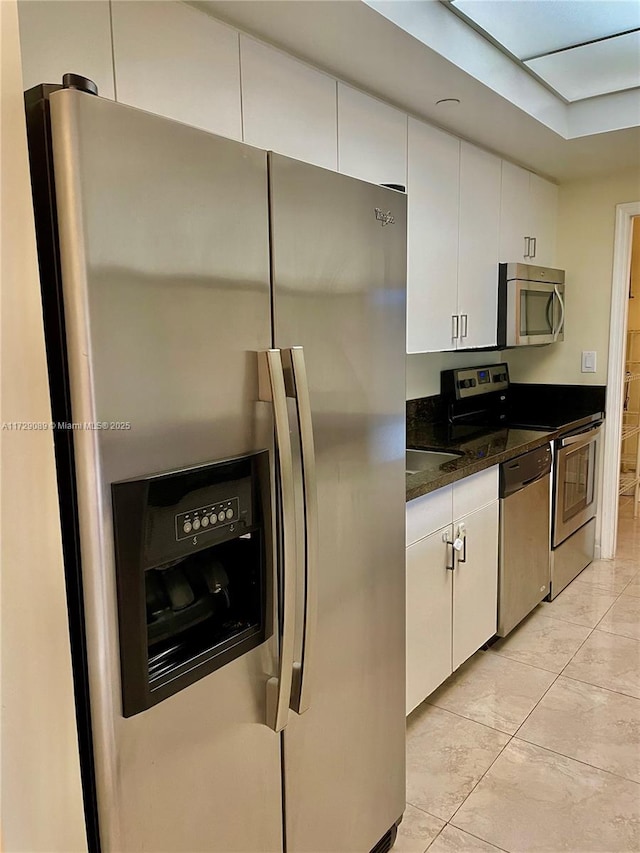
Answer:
176, 497, 240, 539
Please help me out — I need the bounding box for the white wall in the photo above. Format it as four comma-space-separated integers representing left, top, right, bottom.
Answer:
0, 1, 87, 849
407, 351, 504, 399
508, 167, 640, 387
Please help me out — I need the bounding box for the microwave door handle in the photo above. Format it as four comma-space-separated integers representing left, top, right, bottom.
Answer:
258, 349, 297, 732
546, 294, 554, 335
282, 347, 318, 715
553, 285, 565, 341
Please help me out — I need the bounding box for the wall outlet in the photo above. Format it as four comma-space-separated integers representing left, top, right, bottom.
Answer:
581, 351, 597, 373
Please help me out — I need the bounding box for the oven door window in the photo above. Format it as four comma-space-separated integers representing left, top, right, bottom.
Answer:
520, 289, 554, 337
562, 442, 595, 523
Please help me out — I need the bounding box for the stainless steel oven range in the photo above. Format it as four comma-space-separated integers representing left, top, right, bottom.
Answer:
551, 419, 602, 598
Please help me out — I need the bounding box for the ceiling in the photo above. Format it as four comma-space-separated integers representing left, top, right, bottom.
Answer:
194, 0, 640, 183
448, 0, 640, 103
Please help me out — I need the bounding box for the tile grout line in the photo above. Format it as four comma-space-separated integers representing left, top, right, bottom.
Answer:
422, 697, 516, 737
487, 646, 561, 674
446, 732, 514, 826
559, 670, 640, 702
425, 821, 511, 853
511, 733, 640, 787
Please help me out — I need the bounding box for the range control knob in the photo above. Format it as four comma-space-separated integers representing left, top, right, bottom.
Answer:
201, 516, 209, 528
192, 518, 201, 531
218, 511, 226, 523
225, 508, 234, 520
183, 521, 192, 534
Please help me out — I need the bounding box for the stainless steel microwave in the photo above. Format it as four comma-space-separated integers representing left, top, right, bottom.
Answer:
498, 263, 565, 347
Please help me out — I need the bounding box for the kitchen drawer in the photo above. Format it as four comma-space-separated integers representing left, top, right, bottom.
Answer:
452, 466, 498, 521
406, 484, 453, 546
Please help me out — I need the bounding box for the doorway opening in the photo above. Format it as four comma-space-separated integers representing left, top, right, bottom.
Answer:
619, 218, 640, 518
601, 204, 640, 558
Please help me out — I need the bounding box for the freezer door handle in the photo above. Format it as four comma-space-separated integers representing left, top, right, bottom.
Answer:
282, 346, 318, 715
258, 349, 297, 732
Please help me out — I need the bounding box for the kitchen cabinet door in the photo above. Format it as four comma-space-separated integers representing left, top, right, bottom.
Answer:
407, 118, 460, 353
240, 35, 337, 170
18, 0, 114, 98
337, 84, 407, 187
457, 143, 501, 349
111, 2, 242, 140
452, 501, 499, 671
498, 160, 531, 263
406, 526, 453, 714
529, 174, 558, 267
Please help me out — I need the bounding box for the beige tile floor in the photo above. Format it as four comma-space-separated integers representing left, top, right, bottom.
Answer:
398, 498, 640, 853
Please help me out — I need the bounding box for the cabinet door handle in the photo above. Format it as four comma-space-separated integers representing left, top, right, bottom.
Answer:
452, 314, 459, 340
460, 314, 468, 338
456, 522, 467, 564
443, 532, 455, 570
530, 236, 537, 258
524, 236, 531, 258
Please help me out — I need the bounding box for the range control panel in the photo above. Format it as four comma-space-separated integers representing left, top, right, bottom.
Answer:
447, 363, 509, 401
176, 497, 240, 540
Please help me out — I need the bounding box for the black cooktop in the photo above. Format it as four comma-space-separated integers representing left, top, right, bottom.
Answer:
440, 364, 606, 436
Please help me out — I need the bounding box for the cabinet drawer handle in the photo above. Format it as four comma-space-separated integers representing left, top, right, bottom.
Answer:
530, 236, 537, 258
452, 315, 459, 340
524, 236, 531, 258
460, 314, 468, 338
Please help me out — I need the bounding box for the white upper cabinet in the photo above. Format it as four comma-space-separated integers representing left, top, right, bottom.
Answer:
18, 0, 114, 98
111, 2, 242, 140
407, 118, 459, 353
529, 173, 558, 267
337, 84, 407, 187
457, 143, 501, 349
498, 161, 531, 263
240, 36, 337, 170
407, 124, 501, 352
499, 161, 558, 266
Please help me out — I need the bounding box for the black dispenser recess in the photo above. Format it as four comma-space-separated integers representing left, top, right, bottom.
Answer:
112, 451, 271, 717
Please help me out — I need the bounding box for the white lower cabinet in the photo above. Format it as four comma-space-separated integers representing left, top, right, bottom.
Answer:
406, 526, 453, 714
406, 467, 499, 715
452, 502, 499, 670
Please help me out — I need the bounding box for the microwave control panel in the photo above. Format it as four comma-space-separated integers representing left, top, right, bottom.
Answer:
449, 363, 509, 401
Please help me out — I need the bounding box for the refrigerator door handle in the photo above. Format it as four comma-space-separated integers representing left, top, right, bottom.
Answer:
258, 349, 297, 732
282, 346, 318, 714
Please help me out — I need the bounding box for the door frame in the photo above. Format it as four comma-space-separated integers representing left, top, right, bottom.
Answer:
601, 202, 640, 558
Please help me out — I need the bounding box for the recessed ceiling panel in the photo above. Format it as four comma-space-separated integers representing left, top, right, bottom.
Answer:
452, 0, 640, 59
526, 30, 640, 101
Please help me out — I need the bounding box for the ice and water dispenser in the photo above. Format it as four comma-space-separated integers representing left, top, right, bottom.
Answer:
112, 451, 271, 717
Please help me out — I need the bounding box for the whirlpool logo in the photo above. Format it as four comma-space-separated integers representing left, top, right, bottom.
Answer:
374, 208, 395, 226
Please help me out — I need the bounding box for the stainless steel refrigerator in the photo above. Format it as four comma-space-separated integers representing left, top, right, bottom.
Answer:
25, 76, 406, 853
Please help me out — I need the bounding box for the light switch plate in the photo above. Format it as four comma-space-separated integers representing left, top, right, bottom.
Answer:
581, 351, 597, 373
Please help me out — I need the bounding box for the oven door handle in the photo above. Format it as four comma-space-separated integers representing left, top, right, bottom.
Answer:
560, 425, 602, 449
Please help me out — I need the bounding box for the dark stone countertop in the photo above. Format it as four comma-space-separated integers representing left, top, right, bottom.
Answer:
406, 424, 554, 502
